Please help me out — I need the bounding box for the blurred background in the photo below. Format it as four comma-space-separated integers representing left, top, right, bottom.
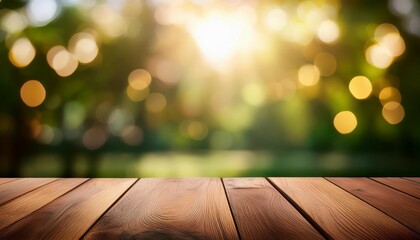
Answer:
0, 0, 419, 177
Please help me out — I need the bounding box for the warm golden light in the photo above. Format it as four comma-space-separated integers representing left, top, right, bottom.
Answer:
334, 111, 357, 134
126, 86, 149, 102
366, 23, 405, 69
298, 64, 320, 86
374, 23, 399, 42
365, 44, 393, 69
146, 92, 166, 113
317, 20, 340, 44
379, 87, 401, 105
1, 10, 27, 33
382, 102, 405, 124
380, 33, 405, 57
189, 10, 256, 68
47, 46, 78, 77
92, 4, 127, 38
20, 80, 46, 107
9, 38, 36, 68
154, 60, 181, 85
69, 32, 98, 64
128, 69, 152, 90
349, 76, 372, 99
264, 7, 288, 32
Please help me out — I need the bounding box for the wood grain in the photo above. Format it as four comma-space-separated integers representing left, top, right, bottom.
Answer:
372, 178, 420, 199
269, 177, 419, 240
0, 178, 136, 240
403, 178, 420, 184
223, 178, 324, 240
327, 178, 420, 233
0, 178, 17, 185
0, 178, 57, 205
0, 178, 88, 230
84, 178, 238, 240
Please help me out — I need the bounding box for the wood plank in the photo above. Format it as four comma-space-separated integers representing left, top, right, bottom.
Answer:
372, 178, 420, 199
403, 178, 420, 184
0, 178, 17, 185
223, 178, 324, 240
269, 177, 419, 240
327, 178, 420, 233
84, 178, 238, 240
0, 178, 57, 205
0, 178, 88, 230
0, 178, 136, 240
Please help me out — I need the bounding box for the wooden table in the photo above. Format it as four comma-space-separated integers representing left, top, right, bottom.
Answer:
0, 178, 419, 239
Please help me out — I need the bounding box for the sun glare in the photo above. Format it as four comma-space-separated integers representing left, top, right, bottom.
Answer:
188, 10, 256, 69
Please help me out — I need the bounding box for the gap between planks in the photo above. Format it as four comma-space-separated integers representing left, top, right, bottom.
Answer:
79, 178, 140, 239
370, 177, 420, 199
265, 177, 332, 240
268, 177, 419, 239
220, 178, 243, 240
325, 177, 420, 234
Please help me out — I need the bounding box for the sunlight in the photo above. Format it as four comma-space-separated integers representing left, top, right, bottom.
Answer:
188, 10, 256, 69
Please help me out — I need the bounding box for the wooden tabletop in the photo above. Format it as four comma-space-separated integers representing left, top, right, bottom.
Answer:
0, 178, 419, 239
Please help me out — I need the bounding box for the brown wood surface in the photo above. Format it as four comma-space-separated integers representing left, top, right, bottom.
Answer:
223, 178, 324, 240
403, 177, 420, 184
0, 178, 136, 240
372, 177, 420, 199
269, 177, 419, 240
0, 178, 87, 230
0, 178, 17, 185
0, 178, 57, 205
84, 178, 238, 240
0, 177, 418, 239
327, 177, 420, 233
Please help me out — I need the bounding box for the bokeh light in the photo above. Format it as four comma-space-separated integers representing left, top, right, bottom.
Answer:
20, 80, 46, 107
83, 127, 108, 150
182, 121, 208, 141
121, 125, 143, 146
374, 23, 399, 42
366, 23, 405, 69
108, 108, 134, 137
365, 45, 393, 69
126, 86, 149, 102
9, 38, 36, 68
146, 92, 167, 113
1, 1, 419, 177
26, 0, 60, 26
382, 102, 405, 124
317, 20, 340, 43
264, 7, 288, 32
128, 69, 152, 90
389, 0, 415, 16
47, 46, 78, 77
154, 60, 181, 85
68, 32, 99, 64
91, 4, 127, 39
379, 87, 402, 105
349, 76, 372, 100
298, 64, 320, 86
1, 10, 27, 33
334, 111, 357, 134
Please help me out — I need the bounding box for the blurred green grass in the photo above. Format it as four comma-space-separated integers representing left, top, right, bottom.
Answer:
18, 151, 419, 177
